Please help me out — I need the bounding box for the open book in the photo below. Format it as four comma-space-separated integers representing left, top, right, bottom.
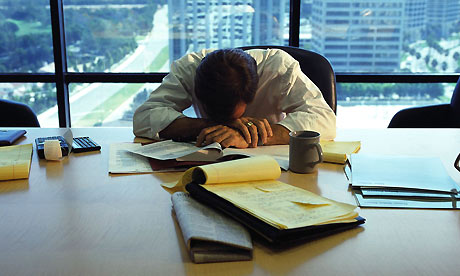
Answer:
128, 139, 362, 171
172, 192, 252, 263
128, 140, 290, 170
164, 156, 364, 246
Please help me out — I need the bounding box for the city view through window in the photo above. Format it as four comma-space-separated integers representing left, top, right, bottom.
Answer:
1, 0, 459, 128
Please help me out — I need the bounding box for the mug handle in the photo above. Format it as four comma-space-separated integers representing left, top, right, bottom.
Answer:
308, 143, 323, 167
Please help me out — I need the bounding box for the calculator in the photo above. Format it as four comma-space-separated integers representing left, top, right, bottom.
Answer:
35, 136, 101, 158
72, 136, 101, 153
35, 136, 70, 159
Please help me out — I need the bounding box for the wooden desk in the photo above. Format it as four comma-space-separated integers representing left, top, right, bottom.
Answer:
1, 128, 459, 276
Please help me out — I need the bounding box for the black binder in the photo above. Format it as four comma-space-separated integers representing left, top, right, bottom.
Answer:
0, 130, 26, 146
186, 182, 365, 248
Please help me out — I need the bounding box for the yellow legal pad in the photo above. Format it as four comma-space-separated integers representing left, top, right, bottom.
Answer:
0, 144, 33, 181
163, 156, 358, 230
320, 140, 361, 164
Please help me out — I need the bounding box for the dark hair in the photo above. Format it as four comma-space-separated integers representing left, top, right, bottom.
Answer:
195, 49, 259, 123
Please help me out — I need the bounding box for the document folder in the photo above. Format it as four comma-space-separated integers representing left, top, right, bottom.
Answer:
186, 182, 365, 248
0, 130, 26, 146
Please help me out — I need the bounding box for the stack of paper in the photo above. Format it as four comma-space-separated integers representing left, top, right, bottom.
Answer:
0, 144, 33, 181
108, 143, 156, 174
347, 154, 460, 209
165, 156, 360, 230
320, 140, 361, 164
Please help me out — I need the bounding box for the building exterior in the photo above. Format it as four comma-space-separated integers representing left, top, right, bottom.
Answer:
167, 0, 288, 62
403, 0, 426, 42
311, 0, 404, 73
426, 0, 460, 39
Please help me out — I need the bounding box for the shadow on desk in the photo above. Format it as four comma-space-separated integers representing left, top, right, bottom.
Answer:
254, 226, 364, 275
0, 179, 29, 194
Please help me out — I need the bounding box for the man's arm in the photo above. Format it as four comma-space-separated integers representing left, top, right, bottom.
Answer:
265, 124, 290, 145
159, 117, 215, 141
196, 121, 290, 148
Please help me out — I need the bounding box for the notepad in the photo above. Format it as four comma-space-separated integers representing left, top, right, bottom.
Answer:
0, 144, 33, 181
164, 156, 359, 230
320, 140, 361, 164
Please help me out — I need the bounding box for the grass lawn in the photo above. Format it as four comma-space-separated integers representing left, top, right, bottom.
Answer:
7, 19, 50, 36
77, 45, 169, 126
147, 46, 169, 71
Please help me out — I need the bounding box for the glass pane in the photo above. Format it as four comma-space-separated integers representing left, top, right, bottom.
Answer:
169, 0, 290, 62
0, 0, 53, 73
68, 83, 159, 127
63, 0, 289, 72
336, 82, 455, 128
0, 83, 57, 127
302, 0, 460, 73
63, 1, 169, 73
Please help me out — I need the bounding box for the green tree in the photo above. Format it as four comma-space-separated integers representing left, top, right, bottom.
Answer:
441, 62, 448, 71
453, 52, 459, 61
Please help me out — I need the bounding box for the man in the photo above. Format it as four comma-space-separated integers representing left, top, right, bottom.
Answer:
133, 48, 336, 148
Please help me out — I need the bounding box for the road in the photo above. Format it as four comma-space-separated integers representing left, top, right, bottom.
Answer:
38, 5, 169, 127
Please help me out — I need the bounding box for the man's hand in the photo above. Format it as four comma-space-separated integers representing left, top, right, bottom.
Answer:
196, 125, 249, 148
228, 117, 273, 147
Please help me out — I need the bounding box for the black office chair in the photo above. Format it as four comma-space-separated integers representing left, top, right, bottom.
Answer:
388, 77, 460, 128
0, 99, 40, 127
238, 45, 337, 114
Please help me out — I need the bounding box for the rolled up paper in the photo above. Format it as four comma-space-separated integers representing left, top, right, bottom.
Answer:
44, 140, 63, 161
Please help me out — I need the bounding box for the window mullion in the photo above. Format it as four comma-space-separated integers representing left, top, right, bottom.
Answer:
50, 0, 71, 128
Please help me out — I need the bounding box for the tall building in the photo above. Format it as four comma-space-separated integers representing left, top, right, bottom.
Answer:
403, 0, 426, 42
167, 0, 287, 62
426, 0, 460, 38
311, 0, 404, 72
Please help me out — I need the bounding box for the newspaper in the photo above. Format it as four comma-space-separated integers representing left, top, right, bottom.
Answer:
171, 192, 253, 263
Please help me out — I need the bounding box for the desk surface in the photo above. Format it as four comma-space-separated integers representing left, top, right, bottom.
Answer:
1, 128, 459, 276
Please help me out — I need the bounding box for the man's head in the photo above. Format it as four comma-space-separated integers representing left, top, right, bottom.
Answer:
195, 49, 259, 123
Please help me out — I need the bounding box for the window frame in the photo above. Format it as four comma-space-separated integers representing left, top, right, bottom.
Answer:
0, 0, 458, 127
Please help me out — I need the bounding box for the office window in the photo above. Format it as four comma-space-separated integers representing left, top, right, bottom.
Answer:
68, 83, 159, 127
306, 0, 460, 74
0, 83, 57, 127
1, 0, 459, 129
168, 0, 290, 62
63, 1, 163, 73
303, 0, 458, 126
61, 0, 290, 127
336, 82, 454, 128
0, 0, 53, 73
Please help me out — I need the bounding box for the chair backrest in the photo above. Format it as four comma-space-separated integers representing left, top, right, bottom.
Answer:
388, 77, 460, 128
450, 77, 460, 118
238, 45, 337, 114
0, 99, 40, 127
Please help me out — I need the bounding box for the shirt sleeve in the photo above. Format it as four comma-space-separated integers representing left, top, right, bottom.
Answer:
276, 54, 337, 140
132, 51, 206, 139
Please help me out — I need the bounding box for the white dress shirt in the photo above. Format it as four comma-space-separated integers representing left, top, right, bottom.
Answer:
133, 48, 336, 140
